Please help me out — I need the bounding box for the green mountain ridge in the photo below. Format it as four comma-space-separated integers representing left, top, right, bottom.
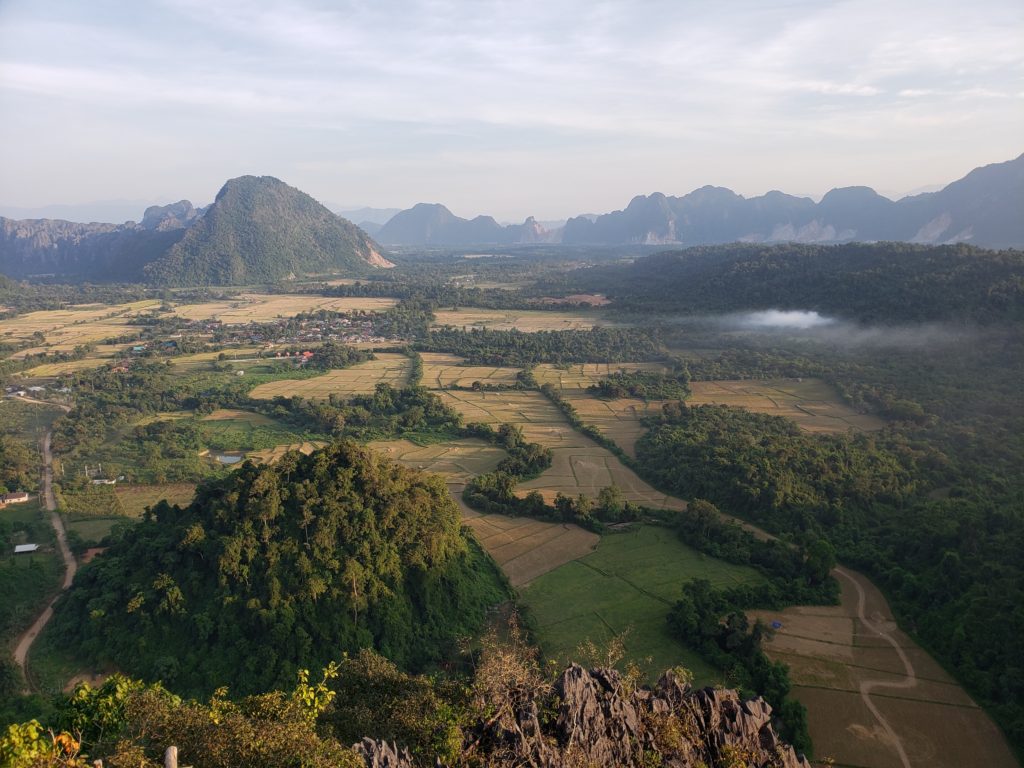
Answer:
143, 176, 392, 285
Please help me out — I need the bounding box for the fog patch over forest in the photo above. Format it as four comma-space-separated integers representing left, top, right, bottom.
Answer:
697, 309, 984, 349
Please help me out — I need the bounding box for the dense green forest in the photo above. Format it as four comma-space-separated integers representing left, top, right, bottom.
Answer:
587, 368, 691, 400
419, 327, 663, 365
49, 441, 507, 696
557, 242, 1024, 322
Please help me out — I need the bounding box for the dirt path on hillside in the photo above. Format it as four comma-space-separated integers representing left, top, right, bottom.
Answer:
13, 426, 76, 692
835, 567, 916, 768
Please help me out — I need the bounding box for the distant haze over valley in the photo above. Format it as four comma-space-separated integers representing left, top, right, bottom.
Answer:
0, 154, 1020, 286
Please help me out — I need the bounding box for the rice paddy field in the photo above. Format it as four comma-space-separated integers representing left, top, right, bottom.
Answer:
532, 362, 671, 391
431, 308, 614, 332
461, 507, 599, 588
171, 293, 397, 322
367, 438, 506, 484
18, 344, 135, 376
418, 352, 522, 388
246, 442, 327, 464
520, 526, 764, 685
248, 353, 412, 399
688, 378, 885, 434
750, 569, 1018, 768
0, 300, 163, 356
436, 389, 685, 510
564, 395, 666, 458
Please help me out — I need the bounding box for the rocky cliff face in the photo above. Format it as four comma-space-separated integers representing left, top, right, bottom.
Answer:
356, 664, 808, 768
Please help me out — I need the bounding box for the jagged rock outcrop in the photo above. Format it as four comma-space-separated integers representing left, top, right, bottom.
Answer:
355, 665, 809, 768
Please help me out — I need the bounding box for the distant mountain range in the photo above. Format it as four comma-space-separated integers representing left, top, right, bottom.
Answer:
375, 203, 557, 246
0, 155, 1020, 284
0, 176, 391, 285
373, 154, 1023, 248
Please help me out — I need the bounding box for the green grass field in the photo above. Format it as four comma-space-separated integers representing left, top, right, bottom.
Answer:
519, 525, 763, 685
197, 413, 323, 452
64, 516, 130, 544
1, 499, 62, 645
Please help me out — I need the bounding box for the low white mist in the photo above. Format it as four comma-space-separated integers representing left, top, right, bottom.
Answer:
735, 310, 836, 330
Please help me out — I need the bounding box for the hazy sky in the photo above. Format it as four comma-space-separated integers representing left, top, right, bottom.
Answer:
0, 0, 1021, 221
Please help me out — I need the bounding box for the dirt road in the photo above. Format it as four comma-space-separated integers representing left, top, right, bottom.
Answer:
13, 428, 76, 692
834, 567, 916, 768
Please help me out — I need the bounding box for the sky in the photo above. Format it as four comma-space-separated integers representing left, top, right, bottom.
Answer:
0, 0, 1021, 222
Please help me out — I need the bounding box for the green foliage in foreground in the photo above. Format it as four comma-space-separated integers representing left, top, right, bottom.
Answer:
0, 627, 803, 768
49, 441, 508, 697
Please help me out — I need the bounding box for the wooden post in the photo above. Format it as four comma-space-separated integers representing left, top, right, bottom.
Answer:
164, 746, 178, 768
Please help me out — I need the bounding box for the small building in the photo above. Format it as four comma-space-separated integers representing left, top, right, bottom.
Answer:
0, 491, 30, 505
91, 478, 117, 485
14, 544, 39, 554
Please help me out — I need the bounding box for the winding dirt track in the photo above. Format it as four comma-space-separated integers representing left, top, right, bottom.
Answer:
13, 422, 76, 693
834, 566, 916, 768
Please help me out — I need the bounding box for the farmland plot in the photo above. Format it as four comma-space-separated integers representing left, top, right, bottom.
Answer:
750, 568, 1018, 768
249, 353, 411, 399
367, 438, 505, 484
521, 526, 762, 684
436, 390, 685, 510
418, 352, 521, 389
171, 293, 397, 322
532, 362, 670, 391
688, 378, 884, 433
431, 308, 614, 332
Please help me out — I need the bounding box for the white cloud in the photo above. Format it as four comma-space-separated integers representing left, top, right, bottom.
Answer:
0, 0, 1021, 218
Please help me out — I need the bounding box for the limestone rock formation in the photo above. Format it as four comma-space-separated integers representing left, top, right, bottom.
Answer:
355, 664, 809, 768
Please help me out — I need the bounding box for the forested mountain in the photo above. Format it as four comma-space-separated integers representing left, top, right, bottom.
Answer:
143, 176, 392, 285
566, 242, 1024, 322
562, 154, 1024, 247
376, 203, 553, 245
49, 441, 506, 696
0, 177, 391, 284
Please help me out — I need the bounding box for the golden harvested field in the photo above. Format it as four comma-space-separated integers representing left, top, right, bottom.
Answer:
533, 362, 670, 391
688, 378, 885, 433
19, 345, 132, 376
1, 300, 162, 354
249, 353, 411, 399
368, 438, 506, 483
437, 390, 685, 510
563, 394, 665, 458
750, 568, 1017, 768
201, 408, 276, 425
419, 352, 521, 388
171, 293, 397, 322
114, 483, 197, 516
9, 321, 143, 357
247, 442, 327, 463
431, 308, 614, 332
460, 509, 599, 587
